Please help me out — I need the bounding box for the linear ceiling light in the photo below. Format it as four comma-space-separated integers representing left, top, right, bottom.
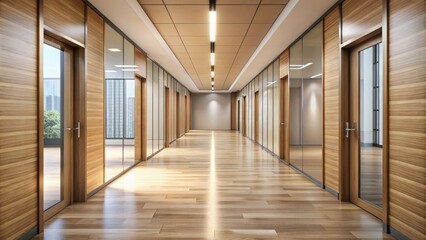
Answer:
108, 48, 121, 52
210, 53, 215, 65
115, 65, 139, 68
310, 73, 322, 78
289, 62, 313, 70
209, 0, 216, 42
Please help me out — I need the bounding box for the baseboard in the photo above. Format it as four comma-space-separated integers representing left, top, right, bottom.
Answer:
19, 226, 38, 240
389, 226, 410, 240
325, 186, 339, 199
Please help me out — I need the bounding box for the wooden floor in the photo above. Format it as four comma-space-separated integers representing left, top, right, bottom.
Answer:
35, 130, 392, 239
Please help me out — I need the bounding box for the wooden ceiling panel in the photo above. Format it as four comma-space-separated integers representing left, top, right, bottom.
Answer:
155, 24, 179, 36
242, 36, 263, 46
216, 5, 257, 23
164, 36, 184, 46
216, 0, 260, 4
167, 5, 209, 23
169, 45, 187, 54
164, 0, 208, 4
246, 23, 272, 36
261, 0, 289, 4
234, 46, 256, 64
142, 5, 172, 23
217, 24, 249, 36
186, 45, 208, 54
216, 36, 244, 46
175, 24, 209, 36
138, 0, 163, 4
215, 45, 240, 54
181, 36, 210, 46
252, 5, 285, 23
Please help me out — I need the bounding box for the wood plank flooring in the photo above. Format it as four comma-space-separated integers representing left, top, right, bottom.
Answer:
35, 130, 392, 239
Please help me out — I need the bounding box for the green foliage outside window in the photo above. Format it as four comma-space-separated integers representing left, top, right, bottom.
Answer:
44, 110, 60, 139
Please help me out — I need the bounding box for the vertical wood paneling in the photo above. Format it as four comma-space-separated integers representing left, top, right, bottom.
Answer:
279, 50, 289, 78
86, 7, 104, 194
388, 0, 426, 238
135, 78, 141, 162
135, 49, 147, 79
0, 0, 38, 239
231, 92, 237, 130
323, 7, 340, 194
44, 0, 85, 45
342, 0, 382, 44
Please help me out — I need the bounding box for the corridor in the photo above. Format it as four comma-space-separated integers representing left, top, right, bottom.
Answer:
37, 131, 391, 239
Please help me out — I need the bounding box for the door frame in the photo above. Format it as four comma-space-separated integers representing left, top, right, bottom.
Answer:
40, 35, 75, 222
165, 87, 170, 147
176, 92, 180, 138
242, 96, 247, 136
279, 76, 289, 160
342, 33, 388, 221
254, 91, 259, 142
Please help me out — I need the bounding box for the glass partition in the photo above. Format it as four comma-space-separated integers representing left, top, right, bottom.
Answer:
289, 22, 323, 183
104, 24, 136, 182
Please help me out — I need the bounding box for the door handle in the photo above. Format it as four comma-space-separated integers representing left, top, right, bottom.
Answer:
67, 122, 80, 139
345, 122, 356, 138
281, 122, 286, 125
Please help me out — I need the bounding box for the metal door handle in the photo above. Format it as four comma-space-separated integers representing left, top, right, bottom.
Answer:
67, 122, 80, 139
345, 122, 356, 138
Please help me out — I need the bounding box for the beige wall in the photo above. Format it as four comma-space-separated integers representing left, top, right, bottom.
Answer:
191, 93, 231, 130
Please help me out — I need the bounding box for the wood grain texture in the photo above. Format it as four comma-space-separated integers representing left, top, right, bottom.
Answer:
231, 92, 237, 130
44, 0, 85, 46
135, 48, 147, 79
323, 6, 340, 194
279, 50, 289, 78
388, 0, 426, 238
135, 77, 142, 162
86, 7, 104, 195
342, 0, 382, 44
0, 0, 38, 239
36, 131, 392, 239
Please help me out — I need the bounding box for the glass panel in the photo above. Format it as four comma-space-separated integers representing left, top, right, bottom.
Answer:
147, 60, 153, 156
302, 22, 323, 183
262, 71, 268, 146
124, 80, 135, 169
159, 68, 164, 150
289, 39, 303, 170
268, 65, 274, 151
359, 43, 383, 207
153, 64, 159, 153
105, 25, 124, 80
105, 80, 124, 182
273, 60, 280, 155
43, 43, 63, 211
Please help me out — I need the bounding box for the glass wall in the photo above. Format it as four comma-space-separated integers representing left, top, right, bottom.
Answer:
289, 22, 323, 183
146, 59, 190, 158
237, 59, 280, 155
104, 24, 136, 182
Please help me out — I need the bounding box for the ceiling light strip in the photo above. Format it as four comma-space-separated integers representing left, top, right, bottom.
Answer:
210, 0, 216, 91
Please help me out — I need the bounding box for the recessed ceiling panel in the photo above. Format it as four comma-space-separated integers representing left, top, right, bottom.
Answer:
140, 1, 288, 90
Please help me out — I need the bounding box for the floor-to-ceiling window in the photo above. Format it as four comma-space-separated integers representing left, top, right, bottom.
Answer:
104, 24, 136, 182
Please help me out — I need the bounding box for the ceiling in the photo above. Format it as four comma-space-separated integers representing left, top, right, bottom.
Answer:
88, 0, 337, 93
138, 0, 288, 90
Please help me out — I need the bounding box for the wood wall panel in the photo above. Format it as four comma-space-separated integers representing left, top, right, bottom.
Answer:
86, 7, 104, 194
44, 0, 85, 46
231, 92, 237, 130
388, 0, 426, 238
279, 50, 289, 78
135, 49, 147, 78
135, 78, 142, 162
323, 7, 340, 194
0, 0, 38, 239
342, 0, 382, 44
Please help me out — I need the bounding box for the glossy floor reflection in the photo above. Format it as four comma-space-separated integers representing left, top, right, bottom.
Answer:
36, 130, 392, 239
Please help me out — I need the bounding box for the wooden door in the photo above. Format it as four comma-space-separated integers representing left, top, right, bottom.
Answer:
185, 95, 188, 132
43, 37, 74, 220
254, 92, 259, 142
176, 92, 180, 138
280, 76, 289, 160
165, 87, 170, 147
242, 96, 247, 136
348, 36, 384, 219
237, 100, 240, 132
